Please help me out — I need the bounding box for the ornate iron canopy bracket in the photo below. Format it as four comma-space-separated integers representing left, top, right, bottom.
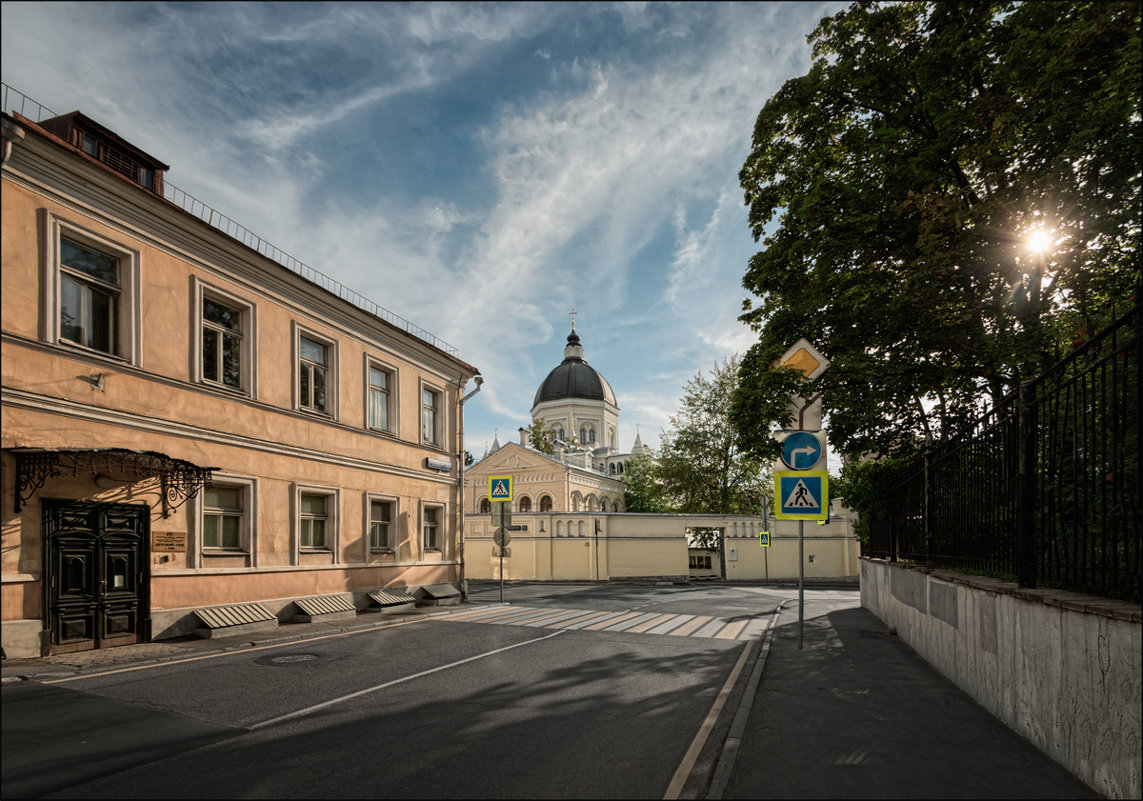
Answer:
12, 449, 216, 518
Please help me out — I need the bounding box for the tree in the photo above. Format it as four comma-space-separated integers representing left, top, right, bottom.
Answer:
526, 417, 557, 456
732, 1, 1141, 461
464, 450, 475, 466
621, 452, 669, 513
658, 356, 771, 517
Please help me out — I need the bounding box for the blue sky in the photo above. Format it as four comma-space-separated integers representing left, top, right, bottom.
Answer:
2, 1, 844, 456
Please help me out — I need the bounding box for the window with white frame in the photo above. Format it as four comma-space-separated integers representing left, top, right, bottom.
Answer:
296, 330, 336, 415
201, 294, 247, 391
299, 492, 330, 549
202, 484, 245, 550
422, 505, 443, 551
367, 363, 393, 432
58, 237, 121, 355
45, 215, 141, 365
369, 498, 395, 551
421, 386, 440, 446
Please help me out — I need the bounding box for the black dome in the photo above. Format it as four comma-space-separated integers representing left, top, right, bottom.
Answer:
533, 360, 612, 405
532, 328, 617, 407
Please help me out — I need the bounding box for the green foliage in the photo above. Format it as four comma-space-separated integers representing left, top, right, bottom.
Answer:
834, 452, 920, 544
527, 417, 557, 456
733, 1, 1141, 461
464, 450, 475, 466
621, 452, 669, 513
659, 356, 771, 514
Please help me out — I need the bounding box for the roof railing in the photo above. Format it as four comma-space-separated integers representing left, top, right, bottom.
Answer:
2, 82, 458, 356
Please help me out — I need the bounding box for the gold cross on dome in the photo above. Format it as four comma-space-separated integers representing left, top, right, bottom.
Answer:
569, 307, 577, 330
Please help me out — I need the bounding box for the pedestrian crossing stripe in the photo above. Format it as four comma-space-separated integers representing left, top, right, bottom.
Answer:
489, 475, 513, 501
438, 605, 770, 641
774, 470, 828, 521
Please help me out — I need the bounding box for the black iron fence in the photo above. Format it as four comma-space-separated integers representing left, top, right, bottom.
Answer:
865, 303, 1141, 604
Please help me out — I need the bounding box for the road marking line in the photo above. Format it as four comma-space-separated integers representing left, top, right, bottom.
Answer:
663, 640, 755, 800
248, 629, 566, 730
626, 613, 676, 634
603, 612, 660, 632
667, 615, 713, 637
561, 611, 626, 630
582, 611, 641, 631
546, 610, 611, 629
715, 620, 750, 640
43, 616, 432, 684
648, 614, 696, 636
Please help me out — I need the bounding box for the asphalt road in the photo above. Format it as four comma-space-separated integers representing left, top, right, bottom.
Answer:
4, 582, 801, 799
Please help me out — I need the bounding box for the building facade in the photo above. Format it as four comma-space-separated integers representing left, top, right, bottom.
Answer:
1, 106, 479, 657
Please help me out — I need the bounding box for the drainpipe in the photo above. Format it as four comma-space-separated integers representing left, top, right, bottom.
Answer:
457, 375, 483, 601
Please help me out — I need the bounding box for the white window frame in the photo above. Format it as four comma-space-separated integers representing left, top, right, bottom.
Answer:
192, 475, 257, 567
293, 484, 339, 557
193, 278, 256, 397
364, 356, 397, 434
365, 494, 398, 554
293, 324, 338, 418
420, 501, 446, 556
420, 381, 444, 447
41, 212, 142, 365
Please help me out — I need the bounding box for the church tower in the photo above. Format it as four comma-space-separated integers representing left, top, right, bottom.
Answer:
531, 320, 620, 461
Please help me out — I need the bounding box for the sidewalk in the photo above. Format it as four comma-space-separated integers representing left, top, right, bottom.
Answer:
0, 603, 475, 683
717, 604, 1100, 799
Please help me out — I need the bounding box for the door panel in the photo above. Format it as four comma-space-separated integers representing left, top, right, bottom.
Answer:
44, 501, 149, 653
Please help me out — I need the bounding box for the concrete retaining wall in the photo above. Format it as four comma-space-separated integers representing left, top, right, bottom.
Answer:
861, 558, 1141, 799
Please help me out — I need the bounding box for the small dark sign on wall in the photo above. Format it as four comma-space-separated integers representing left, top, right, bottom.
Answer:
152, 531, 187, 552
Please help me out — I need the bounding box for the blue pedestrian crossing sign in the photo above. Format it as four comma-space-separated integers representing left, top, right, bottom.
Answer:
489, 475, 514, 502
759, 531, 771, 547
780, 431, 824, 470
774, 470, 829, 521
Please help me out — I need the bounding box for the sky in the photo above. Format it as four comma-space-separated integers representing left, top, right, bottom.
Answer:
1, 1, 845, 457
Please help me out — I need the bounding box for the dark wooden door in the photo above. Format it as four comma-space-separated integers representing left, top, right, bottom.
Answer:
44, 500, 149, 653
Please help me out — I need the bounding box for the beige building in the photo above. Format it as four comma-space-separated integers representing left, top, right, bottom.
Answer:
1, 104, 479, 657
464, 324, 859, 583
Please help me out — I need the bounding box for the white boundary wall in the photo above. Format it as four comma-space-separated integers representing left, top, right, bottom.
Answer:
861, 558, 1141, 799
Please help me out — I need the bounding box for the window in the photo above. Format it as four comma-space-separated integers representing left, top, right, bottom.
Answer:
518, 496, 532, 513
299, 493, 329, 548
82, 134, 100, 158
45, 216, 140, 364
203, 485, 244, 549
421, 386, 440, 445
423, 505, 442, 551
59, 237, 120, 354
138, 167, 154, 191
539, 495, 552, 512
480, 498, 491, 513
202, 297, 243, 389
368, 364, 392, 432
580, 424, 595, 444
690, 554, 712, 570
369, 499, 394, 551
297, 333, 333, 414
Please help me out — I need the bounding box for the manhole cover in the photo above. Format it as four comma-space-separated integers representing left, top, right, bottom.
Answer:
256, 653, 320, 665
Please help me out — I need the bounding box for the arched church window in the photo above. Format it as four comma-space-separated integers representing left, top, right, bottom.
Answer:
518, 496, 532, 513
609, 427, 616, 449
600, 499, 609, 512
609, 463, 616, 474
540, 495, 553, 512
480, 498, 491, 513
556, 427, 565, 441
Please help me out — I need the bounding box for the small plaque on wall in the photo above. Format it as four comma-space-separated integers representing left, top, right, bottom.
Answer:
152, 531, 187, 552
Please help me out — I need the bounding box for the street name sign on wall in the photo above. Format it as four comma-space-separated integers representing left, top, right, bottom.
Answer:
489, 475, 514, 502
774, 470, 829, 521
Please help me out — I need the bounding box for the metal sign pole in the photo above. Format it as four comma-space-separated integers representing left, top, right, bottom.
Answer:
798, 519, 804, 650
499, 525, 504, 604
